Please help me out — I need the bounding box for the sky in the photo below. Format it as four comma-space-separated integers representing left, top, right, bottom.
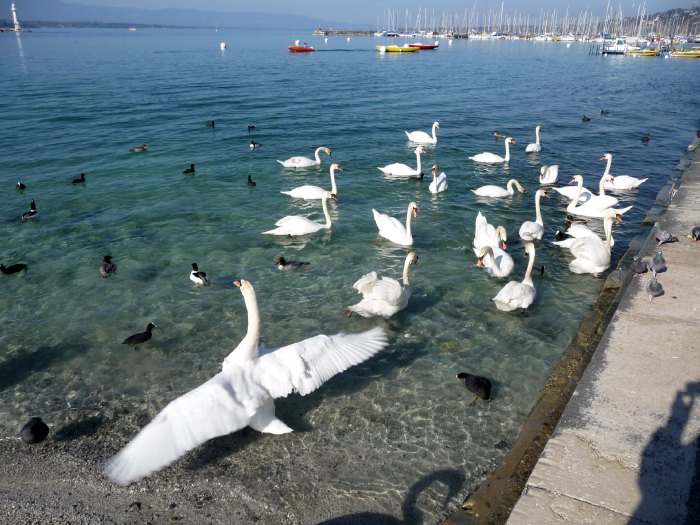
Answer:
61, 0, 698, 26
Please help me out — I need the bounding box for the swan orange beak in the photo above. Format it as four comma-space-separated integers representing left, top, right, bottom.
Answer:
331, 193, 338, 202
412, 208, 418, 218
232, 280, 242, 288
568, 178, 577, 185
599, 155, 607, 160
615, 214, 623, 223
476, 257, 484, 268
501, 241, 507, 250
543, 191, 551, 198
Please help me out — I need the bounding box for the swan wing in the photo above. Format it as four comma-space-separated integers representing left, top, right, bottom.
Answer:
604, 176, 647, 190
353, 271, 379, 294
493, 282, 535, 310
278, 156, 315, 168
485, 248, 514, 277
519, 221, 544, 241
263, 216, 319, 235
363, 277, 404, 304
377, 163, 416, 176
552, 186, 593, 202
105, 367, 263, 485
255, 327, 389, 398
405, 130, 433, 143
373, 209, 405, 236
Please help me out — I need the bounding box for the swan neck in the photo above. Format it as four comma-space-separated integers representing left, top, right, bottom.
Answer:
402, 256, 413, 286
598, 176, 607, 197
522, 247, 536, 287
415, 149, 422, 174
534, 192, 543, 224
604, 216, 614, 252
329, 167, 338, 194
504, 140, 511, 162
322, 195, 332, 228
535, 127, 540, 144
405, 205, 413, 238
432, 123, 438, 141
240, 286, 260, 359
567, 177, 583, 211
603, 156, 612, 177
314, 148, 322, 163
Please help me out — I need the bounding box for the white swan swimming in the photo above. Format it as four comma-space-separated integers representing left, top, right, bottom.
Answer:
519, 188, 550, 241
473, 211, 508, 256
553, 208, 620, 249
429, 165, 448, 193
473, 178, 525, 198
539, 165, 559, 185
564, 211, 620, 275
525, 125, 542, 153
104, 279, 388, 485
566, 175, 632, 218
469, 137, 515, 164
263, 191, 334, 236
277, 146, 332, 168
477, 245, 514, 278
493, 241, 537, 311
378, 146, 426, 178
281, 163, 343, 200
600, 153, 648, 190
345, 251, 419, 318
373, 201, 418, 246
405, 121, 440, 144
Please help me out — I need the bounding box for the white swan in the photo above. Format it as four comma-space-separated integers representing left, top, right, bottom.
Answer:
104, 280, 388, 485
473, 178, 525, 198
525, 125, 542, 153
473, 211, 508, 256
277, 146, 332, 168
429, 165, 448, 193
263, 191, 334, 236
519, 188, 550, 241
539, 165, 559, 185
600, 153, 648, 190
553, 208, 620, 249
378, 146, 426, 178
493, 242, 537, 311
373, 201, 418, 246
345, 251, 419, 318
477, 246, 514, 278
565, 211, 620, 275
566, 175, 632, 218
281, 163, 343, 200
469, 137, 515, 164
405, 121, 440, 144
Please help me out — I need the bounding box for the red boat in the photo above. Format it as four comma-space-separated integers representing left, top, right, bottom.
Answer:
408, 42, 439, 50
288, 45, 315, 52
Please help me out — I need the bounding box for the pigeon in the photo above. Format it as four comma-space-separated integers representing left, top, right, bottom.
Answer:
648, 250, 666, 273
654, 227, 678, 246
646, 276, 664, 302
457, 372, 492, 400
631, 256, 648, 276
690, 226, 700, 241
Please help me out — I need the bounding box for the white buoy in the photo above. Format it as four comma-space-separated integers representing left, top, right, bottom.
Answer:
347, 37, 350, 42
324, 37, 328, 43
220, 42, 226, 50
448, 39, 453, 45
566, 43, 571, 48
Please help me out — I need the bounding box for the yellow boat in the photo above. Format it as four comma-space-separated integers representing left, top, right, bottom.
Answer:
625, 48, 660, 57
375, 45, 420, 53
669, 47, 700, 58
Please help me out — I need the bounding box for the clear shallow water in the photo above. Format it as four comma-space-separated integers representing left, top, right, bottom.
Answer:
1, 28, 698, 522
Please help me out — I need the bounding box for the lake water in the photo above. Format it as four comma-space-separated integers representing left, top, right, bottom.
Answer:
1, 28, 698, 523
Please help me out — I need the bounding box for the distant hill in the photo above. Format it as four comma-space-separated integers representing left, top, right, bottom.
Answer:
0, 0, 346, 29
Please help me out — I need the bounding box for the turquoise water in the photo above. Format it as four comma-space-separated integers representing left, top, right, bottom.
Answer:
1, 28, 698, 521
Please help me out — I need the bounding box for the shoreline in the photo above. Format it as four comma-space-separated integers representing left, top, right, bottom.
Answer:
447, 135, 697, 525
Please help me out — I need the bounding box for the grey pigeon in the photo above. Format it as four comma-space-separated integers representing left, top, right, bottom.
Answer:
646, 276, 664, 302
654, 228, 678, 246
631, 256, 648, 276
648, 250, 666, 273
692, 226, 700, 241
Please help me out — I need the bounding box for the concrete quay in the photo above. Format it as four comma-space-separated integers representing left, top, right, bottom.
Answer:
504, 146, 700, 523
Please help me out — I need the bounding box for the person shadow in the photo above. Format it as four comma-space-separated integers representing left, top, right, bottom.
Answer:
316, 468, 465, 525
631, 381, 700, 525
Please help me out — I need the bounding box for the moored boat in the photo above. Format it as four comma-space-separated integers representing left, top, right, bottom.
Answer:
669, 47, 700, 58
624, 48, 660, 57
375, 44, 420, 53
